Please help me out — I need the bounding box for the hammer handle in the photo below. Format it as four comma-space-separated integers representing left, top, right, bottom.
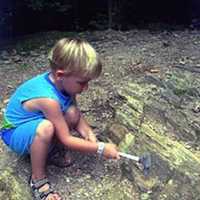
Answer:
119, 152, 139, 162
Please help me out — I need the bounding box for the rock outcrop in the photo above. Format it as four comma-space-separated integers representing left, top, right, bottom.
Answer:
109, 67, 200, 199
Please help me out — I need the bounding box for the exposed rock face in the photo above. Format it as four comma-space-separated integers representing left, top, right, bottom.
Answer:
111, 67, 200, 199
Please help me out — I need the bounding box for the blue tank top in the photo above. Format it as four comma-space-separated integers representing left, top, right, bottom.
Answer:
1, 72, 73, 129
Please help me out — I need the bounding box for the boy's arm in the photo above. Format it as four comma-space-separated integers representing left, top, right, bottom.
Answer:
73, 95, 97, 142
76, 113, 97, 143
36, 98, 98, 153
24, 98, 119, 158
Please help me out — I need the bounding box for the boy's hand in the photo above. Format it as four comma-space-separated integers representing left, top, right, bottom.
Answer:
85, 132, 97, 143
103, 143, 120, 159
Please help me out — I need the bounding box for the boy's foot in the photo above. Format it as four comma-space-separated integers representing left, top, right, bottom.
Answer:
30, 177, 61, 200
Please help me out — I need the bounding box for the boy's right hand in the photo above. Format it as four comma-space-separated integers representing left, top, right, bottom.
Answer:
103, 143, 120, 159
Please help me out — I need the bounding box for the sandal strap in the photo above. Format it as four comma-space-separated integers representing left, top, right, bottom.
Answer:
30, 177, 57, 200
39, 187, 54, 199
30, 178, 49, 189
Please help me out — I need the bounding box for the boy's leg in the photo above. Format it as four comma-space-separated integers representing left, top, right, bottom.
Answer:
30, 119, 55, 179
64, 105, 81, 130
49, 105, 81, 167
64, 105, 97, 142
45, 106, 81, 168
30, 119, 61, 200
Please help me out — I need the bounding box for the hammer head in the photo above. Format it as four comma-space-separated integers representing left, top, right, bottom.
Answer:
139, 153, 151, 176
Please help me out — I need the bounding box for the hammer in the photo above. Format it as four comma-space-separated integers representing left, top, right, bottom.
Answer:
119, 152, 151, 176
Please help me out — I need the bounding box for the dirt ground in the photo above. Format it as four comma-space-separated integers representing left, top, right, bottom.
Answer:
0, 28, 200, 199
1, 28, 200, 135
1, 28, 200, 115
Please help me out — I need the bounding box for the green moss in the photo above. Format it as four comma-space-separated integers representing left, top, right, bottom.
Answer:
73, 177, 138, 200
141, 193, 151, 200
116, 105, 142, 128
140, 122, 200, 180
157, 178, 181, 200
134, 174, 159, 192
0, 168, 31, 200
118, 133, 135, 152
165, 71, 195, 97
92, 178, 137, 200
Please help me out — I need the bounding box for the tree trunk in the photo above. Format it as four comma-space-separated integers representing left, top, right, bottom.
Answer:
108, 0, 112, 29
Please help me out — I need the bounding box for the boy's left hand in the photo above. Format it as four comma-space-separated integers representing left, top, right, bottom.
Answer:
85, 132, 97, 143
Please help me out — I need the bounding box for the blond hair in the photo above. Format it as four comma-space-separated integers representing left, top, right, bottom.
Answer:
48, 38, 102, 79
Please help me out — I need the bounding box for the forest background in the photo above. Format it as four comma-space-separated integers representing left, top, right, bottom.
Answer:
0, 0, 197, 40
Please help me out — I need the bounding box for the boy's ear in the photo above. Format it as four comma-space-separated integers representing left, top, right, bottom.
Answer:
55, 70, 65, 80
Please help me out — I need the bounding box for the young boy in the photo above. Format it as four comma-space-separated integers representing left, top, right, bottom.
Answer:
0, 38, 119, 200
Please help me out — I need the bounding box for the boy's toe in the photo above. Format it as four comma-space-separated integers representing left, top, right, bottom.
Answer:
46, 193, 61, 200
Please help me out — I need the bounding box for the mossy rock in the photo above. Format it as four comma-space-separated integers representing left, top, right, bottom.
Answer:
0, 168, 31, 200
69, 176, 139, 200
112, 71, 200, 199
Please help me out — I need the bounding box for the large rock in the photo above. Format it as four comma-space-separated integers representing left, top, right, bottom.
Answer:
111, 68, 200, 199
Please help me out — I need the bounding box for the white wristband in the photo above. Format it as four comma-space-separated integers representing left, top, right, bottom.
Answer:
97, 142, 105, 156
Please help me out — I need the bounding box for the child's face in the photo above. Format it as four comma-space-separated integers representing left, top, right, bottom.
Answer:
59, 73, 90, 96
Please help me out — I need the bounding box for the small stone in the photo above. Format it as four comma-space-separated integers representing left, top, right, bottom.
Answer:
192, 102, 200, 113
4, 60, 12, 64
150, 53, 155, 57
140, 193, 150, 200
12, 55, 22, 63
108, 123, 130, 144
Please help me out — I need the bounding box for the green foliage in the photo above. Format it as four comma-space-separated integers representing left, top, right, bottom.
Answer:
24, 0, 72, 12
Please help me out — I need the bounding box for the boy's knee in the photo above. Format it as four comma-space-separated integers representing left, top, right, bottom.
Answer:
36, 120, 55, 141
65, 106, 81, 129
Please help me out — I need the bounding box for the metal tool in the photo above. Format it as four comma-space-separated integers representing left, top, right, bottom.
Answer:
119, 152, 151, 176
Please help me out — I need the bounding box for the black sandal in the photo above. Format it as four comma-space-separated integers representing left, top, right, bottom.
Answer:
29, 177, 60, 200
